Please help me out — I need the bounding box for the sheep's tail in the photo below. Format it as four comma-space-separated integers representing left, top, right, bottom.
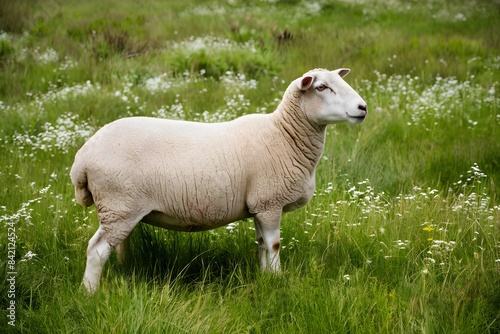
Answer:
70, 160, 94, 207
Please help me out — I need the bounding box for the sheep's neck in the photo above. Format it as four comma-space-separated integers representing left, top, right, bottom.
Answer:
272, 92, 326, 172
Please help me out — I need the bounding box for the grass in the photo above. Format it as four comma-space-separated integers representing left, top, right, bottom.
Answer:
1, 0, 499, 333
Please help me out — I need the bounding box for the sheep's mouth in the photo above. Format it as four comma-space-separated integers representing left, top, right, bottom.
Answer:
347, 113, 366, 120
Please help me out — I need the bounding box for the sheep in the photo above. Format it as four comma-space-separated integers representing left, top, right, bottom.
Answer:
70, 68, 367, 293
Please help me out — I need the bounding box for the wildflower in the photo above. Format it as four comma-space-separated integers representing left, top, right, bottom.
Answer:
221, 72, 258, 92
394, 240, 410, 250
20, 251, 38, 262
171, 35, 257, 55
225, 223, 237, 231
13, 113, 94, 155
144, 74, 174, 93
33, 47, 59, 64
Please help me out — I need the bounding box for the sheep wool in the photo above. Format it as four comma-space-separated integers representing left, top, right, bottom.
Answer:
70, 68, 368, 293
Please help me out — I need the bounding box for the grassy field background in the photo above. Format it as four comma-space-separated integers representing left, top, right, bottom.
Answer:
1, 0, 499, 332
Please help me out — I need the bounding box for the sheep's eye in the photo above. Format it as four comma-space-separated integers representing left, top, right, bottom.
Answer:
316, 84, 335, 93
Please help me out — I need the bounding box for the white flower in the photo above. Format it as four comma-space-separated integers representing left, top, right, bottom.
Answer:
21, 251, 38, 262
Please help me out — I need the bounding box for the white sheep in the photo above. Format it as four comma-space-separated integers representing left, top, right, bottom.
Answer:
71, 68, 367, 293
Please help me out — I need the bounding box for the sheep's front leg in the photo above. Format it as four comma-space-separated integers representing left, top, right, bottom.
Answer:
254, 211, 282, 273
254, 222, 268, 270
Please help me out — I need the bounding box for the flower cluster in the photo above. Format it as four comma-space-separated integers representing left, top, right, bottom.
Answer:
20, 250, 38, 262
32, 47, 59, 64
183, 1, 323, 21
220, 72, 258, 92
344, 0, 492, 22
171, 35, 257, 56
13, 113, 94, 156
196, 94, 251, 123
181, 3, 226, 16
326, 178, 389, 220
0, 197, 41, 227
152, 100, 185, 120
53, 57, 77, 73
149, 70, 258, 122
453, 163, 488, 188
143, 73, 179, 94
361, 61, 499, 129
43, 80, 98, 102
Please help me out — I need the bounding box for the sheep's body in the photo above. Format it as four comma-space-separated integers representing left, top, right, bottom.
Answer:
71, 68, 367, 293
76, 114, 316, 235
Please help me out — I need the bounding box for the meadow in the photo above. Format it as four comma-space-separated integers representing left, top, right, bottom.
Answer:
0, 0, 499, 332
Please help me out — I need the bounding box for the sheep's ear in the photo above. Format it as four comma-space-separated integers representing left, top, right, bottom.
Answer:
297, 75, 314, 91
335, 68, 351, 78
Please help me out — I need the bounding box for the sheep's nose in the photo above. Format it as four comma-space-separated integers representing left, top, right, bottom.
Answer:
358, 104, 367, 115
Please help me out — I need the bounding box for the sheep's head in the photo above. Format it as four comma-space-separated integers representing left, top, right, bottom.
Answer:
294, 68, 367, 125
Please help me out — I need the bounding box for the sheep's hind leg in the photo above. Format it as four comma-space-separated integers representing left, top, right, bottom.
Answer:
83, 226, 113, 294
115, 234, 130, 265
83, 209, 145, 293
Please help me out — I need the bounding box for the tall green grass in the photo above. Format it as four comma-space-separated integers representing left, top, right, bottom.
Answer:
1, 0, 499, 333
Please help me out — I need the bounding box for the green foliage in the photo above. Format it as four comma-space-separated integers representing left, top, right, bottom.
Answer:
0, 0, 34, 33
146, 29, 283, 78
1, 0, 499, 333
0, 34, 14, 66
